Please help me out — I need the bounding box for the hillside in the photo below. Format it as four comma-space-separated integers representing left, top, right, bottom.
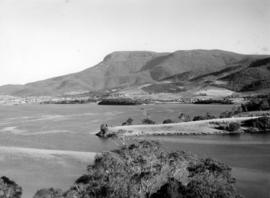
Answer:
0, 50, 269, 97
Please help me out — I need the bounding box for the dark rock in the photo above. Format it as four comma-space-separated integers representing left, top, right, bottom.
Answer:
96, 124, 117, 138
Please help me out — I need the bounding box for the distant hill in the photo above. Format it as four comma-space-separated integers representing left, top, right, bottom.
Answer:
0, 50, 269, 97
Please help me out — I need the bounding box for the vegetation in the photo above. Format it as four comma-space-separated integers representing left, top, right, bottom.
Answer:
193, 99, 233, 104
122, 118, 133, 126
241, 97, 270, 112
227, 122, 241, 132
242, 116, 270, 133
178, 113, 192, 122
219, 97, 270, 118
33, 188, 63, 198
60, 140, 242, 198
142, 83, 186, 93
249, 57, 270, 68
219, 111, 234, 118
193, 113, 216, 121
162, 119, 174, 124
0, 176, 22, 198
142, 118, 156, 124
98, 98, 142, 105
213, 122, 241, 133
2, 141, 242, 198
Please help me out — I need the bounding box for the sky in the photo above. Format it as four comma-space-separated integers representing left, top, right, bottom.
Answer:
0, 0, 269, 85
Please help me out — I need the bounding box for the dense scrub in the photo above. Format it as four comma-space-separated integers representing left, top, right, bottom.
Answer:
142, 118, 156, 124
193, 112, 216, 121
0, 176, 22, 198
59, 141, 242, 198
2, 141, 242, 198
212, 122, 241, 133
219, 97, 270, 118
193, 99, 233, 104
242, 116, 270, 133
98, 98, 142, 105
122, 118, 134, 126
241, 97, 270, 112
162, 119, 174, 124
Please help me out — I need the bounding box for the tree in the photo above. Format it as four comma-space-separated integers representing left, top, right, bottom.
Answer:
142, 118, 155, 124
163, 119, 174, 124
122, 118, 133, 126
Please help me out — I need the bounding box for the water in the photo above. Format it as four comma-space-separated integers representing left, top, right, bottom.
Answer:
0, 103, 269, 198
143, 135, 270, 198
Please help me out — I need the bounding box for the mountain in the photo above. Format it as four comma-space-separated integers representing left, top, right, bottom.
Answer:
0, 50, 269, 97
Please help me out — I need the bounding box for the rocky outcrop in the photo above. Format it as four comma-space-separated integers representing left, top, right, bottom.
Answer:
95, 123, 117, 138
0, 176, 22, 198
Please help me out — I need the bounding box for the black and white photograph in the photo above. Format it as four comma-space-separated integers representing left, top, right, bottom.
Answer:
0, 0, 269, 197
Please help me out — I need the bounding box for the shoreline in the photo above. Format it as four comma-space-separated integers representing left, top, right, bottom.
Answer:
107, 116, 261, 136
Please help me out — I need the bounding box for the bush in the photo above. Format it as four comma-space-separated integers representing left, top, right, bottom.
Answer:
205, 112, 216, 120
193, 99, 233, 104
64, 141, 242, 198
219, 111, 234, 118
33, 188, 63, 198
213, 121, 241, 132
178, 113, 192, 122
193, 113, 216, 121
242, 116, 270, 132
0, 176, 22, 198
193, 115, 205, 121
163, 119, 174, 124
227, 122, 241, 132
122, 118, 133, 126
98, 98, 142, 105
142, 118, 156, 124
241, 97, 270, 112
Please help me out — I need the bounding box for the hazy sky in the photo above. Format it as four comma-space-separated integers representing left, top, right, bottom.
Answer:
0, 0, 269, 85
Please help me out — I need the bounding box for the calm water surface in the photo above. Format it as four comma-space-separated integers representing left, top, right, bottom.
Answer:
0, 103, 269, 198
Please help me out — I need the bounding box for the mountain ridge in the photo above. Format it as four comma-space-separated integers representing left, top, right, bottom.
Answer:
0, 49, 269, 97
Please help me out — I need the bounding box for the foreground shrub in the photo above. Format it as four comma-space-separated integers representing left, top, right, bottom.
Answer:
0, 176, 22, 198
64, 141, 242, 198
